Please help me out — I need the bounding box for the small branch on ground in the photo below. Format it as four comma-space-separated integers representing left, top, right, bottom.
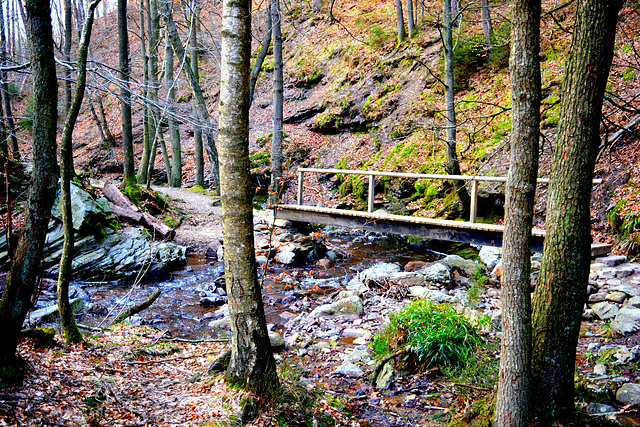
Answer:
110, 289, 161, 325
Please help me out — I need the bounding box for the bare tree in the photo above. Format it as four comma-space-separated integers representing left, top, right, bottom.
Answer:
269, 0, 283, 206
118, 0, 136, 187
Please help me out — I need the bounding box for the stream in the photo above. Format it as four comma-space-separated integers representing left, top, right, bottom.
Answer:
56, 231, 441, 339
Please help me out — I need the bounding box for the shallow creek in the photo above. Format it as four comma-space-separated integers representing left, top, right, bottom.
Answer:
71, 232, 441, 339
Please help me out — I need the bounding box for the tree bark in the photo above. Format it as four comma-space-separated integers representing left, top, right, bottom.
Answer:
269, 0, 283, 206
0, 0, 58, 381
118, 0, 136, 187
493, 0, 540, 425
103, 179, 140, 212
249, 0, 271, 106
481, 0, 492, 61
442, 0, 470, 211
164, 18, 181, 188
57, 0, 101, 345
0, 2, 19, 161
63, 0, 72, 114
219, 0, 279, 396
137, 0, 151, 185
189, 0, 204, 187
531, 0, 622, 420
395, 0, 407, 44
406, 0, 414, 38
142, 0, 161, 186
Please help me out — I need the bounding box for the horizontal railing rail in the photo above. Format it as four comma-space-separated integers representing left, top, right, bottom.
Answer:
294, 168, 603, 224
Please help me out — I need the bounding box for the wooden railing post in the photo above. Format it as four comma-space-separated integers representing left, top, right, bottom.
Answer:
368, 174, 375, 213
469, 179, 478, 223
297, 170, 304, 205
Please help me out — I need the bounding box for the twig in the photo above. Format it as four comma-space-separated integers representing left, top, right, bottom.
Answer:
452, 382, 492, 392
121, 351, 219, 365
77, 323, 103, 332
101, 379, 147, 424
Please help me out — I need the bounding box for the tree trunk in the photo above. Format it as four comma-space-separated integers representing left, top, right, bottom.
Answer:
442, 0, 470, 211
269, 0, 283, 206
63, 0, 72, 114
137, 0, 151, 185
118, 0, 136, 187
493, 0, 540, 425
395, 0, 407, 44
219, 0, 279, 396
0, 2, 19, 161
189, 0, 204, 187
0, 0, 58, 381
406, 0, 414, 38
164, 17, 181, 188
143, 0, 161, 185
96, 94, 116, 148
162, 9, 220, 191
57, 0, 101, 345
249, 0, 271, 106
531, 0, 622, 420
481, 0, 492, 61
312, 0, 322, 13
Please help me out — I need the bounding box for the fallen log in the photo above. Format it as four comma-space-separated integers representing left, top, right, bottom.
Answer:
108, 202, 143, 223
111, 288, 161, 325
103, 180, 139, 212
141, 212, 175, 240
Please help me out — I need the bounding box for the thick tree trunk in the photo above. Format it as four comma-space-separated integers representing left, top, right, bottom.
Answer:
118, 0, 136, 187
189, 0, 204, 187
57, 0, 101, 345
0, 0, 58, 381
249, 0, 271, 106
442, 0, 470, 211
219, 0, 279, 396
142, 0, 161, 185
269, 0, 283, 206
531, 0, 622, 420
493, 0, 540, 425
395, 0, 407, 44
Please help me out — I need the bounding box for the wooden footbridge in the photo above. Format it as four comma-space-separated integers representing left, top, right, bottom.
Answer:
276, 168, 611, 256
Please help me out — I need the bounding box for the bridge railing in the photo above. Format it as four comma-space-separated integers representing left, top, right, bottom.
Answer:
295, 168, 603, 224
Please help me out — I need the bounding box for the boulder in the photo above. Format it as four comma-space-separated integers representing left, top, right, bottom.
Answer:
333, 362, 364, 377
376, 362, 398, 390
610, 306, 640, 336
269, 331, 286, 349
439, 255, 479, 276
205, 240, 221, 259
408, 287, 457, 303
416, 262, 452, 287
596, 255, 628, 267
52, 183, 114, 232
590, 302, 620, 321
617, 383, 640, 406
610, 283, 640, 298
404, 261, 428, 272
479, 246, 501, 270
275, 242, 311, 266
309, 296, 364, 318
26, 298, 84, 327
606, 291, 627, 304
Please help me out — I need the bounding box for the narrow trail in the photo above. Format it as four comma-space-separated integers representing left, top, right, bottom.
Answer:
152, 185, 223, 250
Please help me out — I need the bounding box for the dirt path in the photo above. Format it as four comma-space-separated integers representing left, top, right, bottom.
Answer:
152, 185, 223, 251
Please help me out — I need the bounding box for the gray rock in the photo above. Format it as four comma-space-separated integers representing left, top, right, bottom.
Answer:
588, 292, 607, 303
596, 255, 628, 267
387, 272, 426, 286
205, 241, 221, 259
627, 296, 640, 308
408, 286, 457, 303
342, 328, 370, 338
617, 383, 640, 405
593, 364, 607, 375
342, 346, 370, 363
606, 291, 627, 304
360, 263, 402, 280
269, 331, 285, 349
587, 403, 617, 414
255, 255, 268, 266
309, 296, 364, 318
417, 262, 452, 287
610, 283, 640, 298
590, 302, 620, 320
52, 183, 113, 232
275, 242, 311, 266
376, 362, 398, 390
479, 246, 501, 270
439, 255, 479, 276
199, 295, 226, 306
334, 362, 364, 376
610, 306, 640, 336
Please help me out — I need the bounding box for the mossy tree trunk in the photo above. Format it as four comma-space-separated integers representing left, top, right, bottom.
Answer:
219, 0, 279, 395
395, 0, 407, 44
269, 0, 283, 206
137, 0, 151, 185
531, 0, 622, 420
493, 0, 540, 425
58, 0, 101, 345
0, 1, 19, 161
0, 0, 58, 382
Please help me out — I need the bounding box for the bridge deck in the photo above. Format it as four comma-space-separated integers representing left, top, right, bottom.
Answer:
276, 204, 611, 256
